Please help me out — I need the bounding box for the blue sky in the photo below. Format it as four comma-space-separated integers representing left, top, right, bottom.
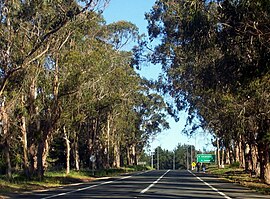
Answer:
103, 0, 214, 152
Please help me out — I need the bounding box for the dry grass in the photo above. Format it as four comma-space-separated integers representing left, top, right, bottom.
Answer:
207, 165, 270, 195
0, 166, 147, 198
0, 171, 97, 198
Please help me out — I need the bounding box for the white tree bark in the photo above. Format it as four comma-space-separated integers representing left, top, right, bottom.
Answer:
64, 126, 70, 175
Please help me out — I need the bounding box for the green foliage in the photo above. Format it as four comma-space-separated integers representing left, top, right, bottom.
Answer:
145, 0, 270, 182
152, 144, 195, 170
0, 0, 170, 180
230, 162, 240, 168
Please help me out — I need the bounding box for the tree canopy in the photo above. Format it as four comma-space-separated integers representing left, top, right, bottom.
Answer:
144, 0, 270, 184
0, 0, 169, 179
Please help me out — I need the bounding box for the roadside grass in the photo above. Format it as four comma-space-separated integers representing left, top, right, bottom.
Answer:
0, 165, 149, 196
206, 165, 270, 195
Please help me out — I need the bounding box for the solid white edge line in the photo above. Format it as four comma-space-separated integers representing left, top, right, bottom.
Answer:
188, 170, 232, 199
140, 170, 170, 194
41, 170, 150, 199
41, 184, 99, 199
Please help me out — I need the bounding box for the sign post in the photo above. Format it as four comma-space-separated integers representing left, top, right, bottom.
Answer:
90, 155, 96, 175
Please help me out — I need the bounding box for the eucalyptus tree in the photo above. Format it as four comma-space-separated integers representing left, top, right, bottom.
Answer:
0, 0, 109, 96
0, 0, 110, 179
47, 12, 158, 171
29, 6, 114, 179
152, 145, 191, 170
145, 0, 270, 183
72, 18, 170, 169
218, 0, 270, 181
117, 86, 170, 167
0, 0, 178, 179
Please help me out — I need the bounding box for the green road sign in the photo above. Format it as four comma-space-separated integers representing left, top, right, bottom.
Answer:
197, 154, 215, 163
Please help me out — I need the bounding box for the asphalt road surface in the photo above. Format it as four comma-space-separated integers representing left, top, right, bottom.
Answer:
14, 170, 269, 199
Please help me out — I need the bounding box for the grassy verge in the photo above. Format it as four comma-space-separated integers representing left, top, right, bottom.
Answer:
0, 165, 150, 197
206, 165, 270, 195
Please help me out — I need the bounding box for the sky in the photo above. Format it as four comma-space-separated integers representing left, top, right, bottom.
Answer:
102, 0, 214, 152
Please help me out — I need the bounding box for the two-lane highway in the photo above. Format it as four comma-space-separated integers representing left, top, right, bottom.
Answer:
15, 170, 269, 198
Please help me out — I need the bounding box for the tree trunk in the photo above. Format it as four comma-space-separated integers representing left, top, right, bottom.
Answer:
21, 114, 30, 178
87, 121, 93, 169
265, 162, 270, 185
235, 140, 240, 163
216, 138, 220, 168
229, 144, 234, 164
37, 140, 45, 180
237, 135, 245, 168
106, 115, 111, 168
37, 54, 60, 177
42, 137, 50, 170
226, 148, 231, 165
245, 143, 252, 171
28, 75, 39, 177
37, 133, 51, 179
221, 147, 225, 167
1, 104, 12, 179
250, 144, 260, 176
238, 141, 242, 166
131, 144, 136, 165
29, 144, 38, 176
3, 141, 12, 179
89, 118, 99, 160
64, 127, 70, 175
113, 141, 120, 168
73, 132, 80, 171
259, 143, 270, 184
239, 137, 245, 168
126, 146, 130, 166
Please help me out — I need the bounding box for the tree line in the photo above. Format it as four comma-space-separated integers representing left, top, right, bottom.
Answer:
151, 144, 197, 170
140, 144, 211, 170
142, 0, 270, 184
0, 0, 169, 180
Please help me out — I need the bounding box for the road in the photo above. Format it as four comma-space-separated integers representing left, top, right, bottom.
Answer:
14, 170, 269, 199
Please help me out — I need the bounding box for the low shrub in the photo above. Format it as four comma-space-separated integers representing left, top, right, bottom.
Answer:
230, 162, 240, 168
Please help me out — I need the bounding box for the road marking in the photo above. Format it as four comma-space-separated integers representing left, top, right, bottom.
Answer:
140, 170, 170, 194
40, 174, 135, 199
41, 184, 100, 199
136, 170, 151, 175
188, 170, 232, 199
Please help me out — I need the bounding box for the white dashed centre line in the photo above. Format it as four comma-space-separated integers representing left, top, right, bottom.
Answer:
140, 170, 170, 194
